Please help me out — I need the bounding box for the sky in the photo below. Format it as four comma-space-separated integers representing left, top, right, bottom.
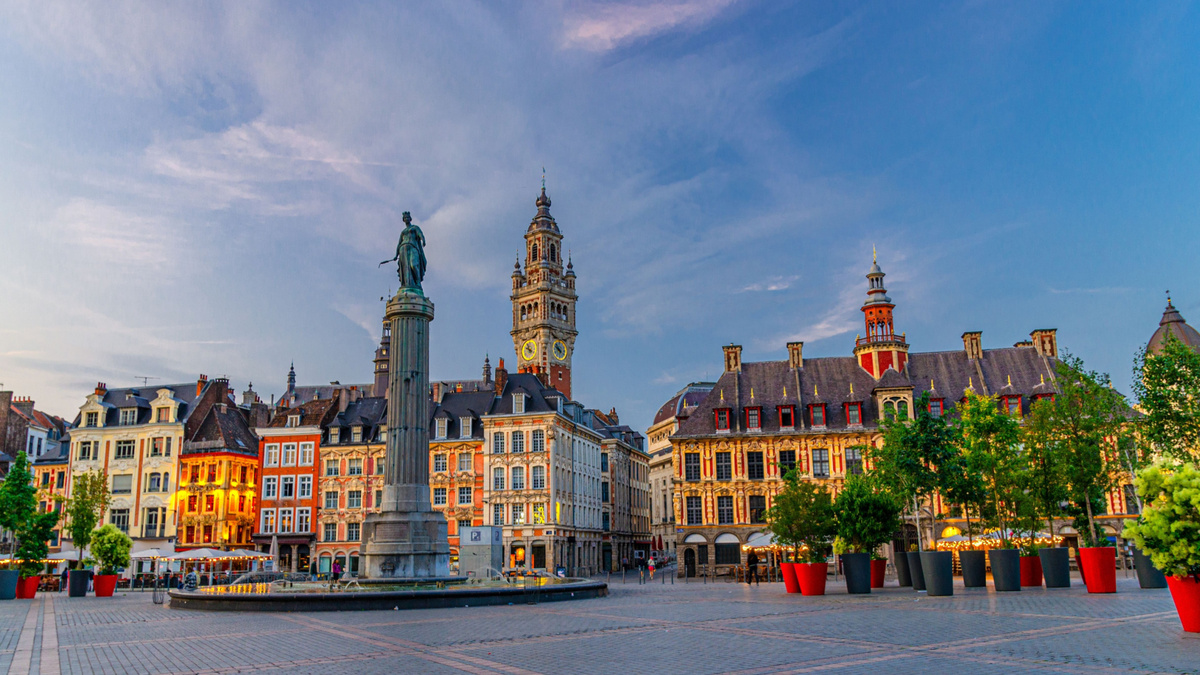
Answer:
1, 1, 1198, 434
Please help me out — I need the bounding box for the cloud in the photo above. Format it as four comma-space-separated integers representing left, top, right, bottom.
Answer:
562, 0, 741, 51
741, 275, 799, 292
41, 198, 184, 269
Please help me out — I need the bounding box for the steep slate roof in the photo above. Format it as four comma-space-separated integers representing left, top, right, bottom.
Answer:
266, 395, 340, 429
33, 435, 71, 465
675, 344, 1058, 438
326, 397, 388, 444
429, 390, 492, 440
280, 383, 371, 408
73, 382, 201, 427
183, 403, 260, 457
1148, 300, 1200, 354
652, 383, 717, 426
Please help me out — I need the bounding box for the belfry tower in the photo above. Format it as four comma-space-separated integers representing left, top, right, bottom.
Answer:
510, 186, 578, 398
853, 252, 909, 378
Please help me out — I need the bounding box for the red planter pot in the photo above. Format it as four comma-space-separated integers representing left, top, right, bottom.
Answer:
1020, 556, 1043, 587
781, 563, 800, 594
1166, 575, 1200, 633
870, 559, 886, 588
93, 574, 119, 598
1078, 547, 1116, 593
796, 562, 828, 596
15, 577, 38, 599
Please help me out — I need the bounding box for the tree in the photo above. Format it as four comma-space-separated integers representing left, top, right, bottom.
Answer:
1028, 354, 1129, 547
1133, 333, 1200, 466
765, 469, 836, 563
66, 471, 111, 565
1021, 398, 1071, 541
1122, 461, 1200, 578
957, 392, 1027, 545
833, 475, 901, 554
869, 392, 961, 550
0, 453, 61, 577
90, 524, 132, 575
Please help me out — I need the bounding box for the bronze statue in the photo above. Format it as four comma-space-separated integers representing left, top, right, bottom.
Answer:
380, 211, 427, 293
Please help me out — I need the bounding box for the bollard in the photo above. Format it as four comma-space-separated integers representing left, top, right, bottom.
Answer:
623, 568, 626, 584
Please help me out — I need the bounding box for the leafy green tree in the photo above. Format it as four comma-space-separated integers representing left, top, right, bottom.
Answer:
65, 471, 111, 566
90, 524, 132, 575
1020, 401, 1070, 542
869, 392, 961, 549
1122, 461, 1200, 577
1133, 333, 1200, 466
957, 392, 1027, 545
0, 453, 61, 577
765, 469, 836, 563
939, 443, 987, 545
833, 475, 902, 554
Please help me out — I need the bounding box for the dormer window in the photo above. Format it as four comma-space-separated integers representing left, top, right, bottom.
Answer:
512, 394, 525, 414
460, 417, 472, 438
119, 408, 138, 426
329, 427, 340, 444
85, 412, 99, 428
778, 406, 795, 430
351, 426, 362, 443
436, 418, 448, 439
745, 407, 762, 431
928, 399, 944, 418
1003, 396, 1022, 416
810, 404, 826, 427
287, 414, 300, 428
156, 407, 169, 423
1032, 393, 1055, 406
845, 402, 862, 426
714, 408, 731, 432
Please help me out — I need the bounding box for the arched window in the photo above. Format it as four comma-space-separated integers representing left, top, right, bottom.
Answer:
521, 306, 527, 321
549, 243, 557, 262
897, 400, 909, 419
531, 243, 539, 261
883, 401, 896, 420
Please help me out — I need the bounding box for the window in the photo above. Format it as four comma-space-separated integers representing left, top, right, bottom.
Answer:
264, 476, 278, 499
150, 438, 165, 456
746, 408, 761, 430
112, 474, 133, 494
157, 407, 169, 423
929, 399, 943, 417
532, 465, 545, 490
747, 452, 764, 480
715, 542, 741, 565
846, 447, 863, 475
686, 496, 703, 525
325, 459, 340, 476
458, 453, 472, 472
433, 454, 447, 472
78, 441, 92, 461
512, 394, 525, 414
511, 431, 525, 453
714, 409, 730, 431
347, 490, 362, 509
164, 437, 172, 456
779, 450, 796, 476
324, 491, 339, 509
40, 472, 50, 487
279, 509, 294, 533
205, 494, 215, 512
347, 522, 360, 541
348, 458, 363, 475
492, 433, 506, 454
512, 467, 525, 490
512, 503, 526, 524
436, 418, 448, 439
601, 453, 609, 472
847, 403, 862, 426
458, 518, 472, 532
110, 508, 130, 533
323, 522, 337, 541
298, 475, 312, 499
811, 405, 826, 427
1123, 484, 1140, 515
812, 449, 830, 478
375, 458, 384, 474
602, 482, 610, 503
297, 508, 311, 533
57, 472, 65, 489
114, 440, 135, 459
602, 512, 611, 531
898, 400, 909, 419
147, 472, 161, 492
188, 495, 197, 513
717, 495, 734, 525
85, 412, 99, 427
299, 443, 314, 465
375, 490, 382, 506
287, 414, 300, 428
715, 452, 732, 481
458, 486, 472, 505
493, 467, 505, 490
352, 426, 362, 443
532, 429, 545, 452
208, 463, 217, 482
120, 408, 137, 426
330, 427, 341, 444
261, 510, 276, 534
460, 417, 472, 438
238, 495, 246, 512
433, 487, 447, 506
532, 503, 546, 524
281, 476, 295, 499
282, 443, 297, 466
265, 444, 279, 467
493, 503, 505, 525
1006, 397, 1021, 416
749, 495, 767, 524
779, 406, 795, 429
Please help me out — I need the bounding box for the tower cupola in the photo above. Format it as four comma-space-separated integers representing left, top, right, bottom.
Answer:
853, 252, 910, 379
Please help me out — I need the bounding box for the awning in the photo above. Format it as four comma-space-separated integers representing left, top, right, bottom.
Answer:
744, 532, 777, 548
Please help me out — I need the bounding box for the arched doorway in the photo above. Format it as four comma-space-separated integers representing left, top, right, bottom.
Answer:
684, 548, 696, 578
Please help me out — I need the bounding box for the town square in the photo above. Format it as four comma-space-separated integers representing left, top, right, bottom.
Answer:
1, 2, 1199, 674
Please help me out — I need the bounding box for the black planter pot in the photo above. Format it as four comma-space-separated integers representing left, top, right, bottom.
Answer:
894, 550, 912, 587
842, 553, 872, 594
959, 550, 987, 588
920, 551, 954, 596
989, 549, 1021, 591
68, 570, 90, 597
1039, 547, 1071, 588
1132, 546, 1167, 589
907, 551, 926, 591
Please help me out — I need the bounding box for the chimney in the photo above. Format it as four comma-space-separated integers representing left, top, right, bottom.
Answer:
13, 396, 34, 415
432, 382, 442, 402
608, 407, 619, 425
495, 358, 508, 396
95, 382, 107, 397
1030, 329, 1058, 358
455, 383, 463, 393
0, 391, 12, 455
723, 344, 743, 373
196, 374, 208, 397
962, 332, 983, 360
786, 342, 804, 369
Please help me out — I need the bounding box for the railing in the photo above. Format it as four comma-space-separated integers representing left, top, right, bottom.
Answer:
855, 335, 908, 347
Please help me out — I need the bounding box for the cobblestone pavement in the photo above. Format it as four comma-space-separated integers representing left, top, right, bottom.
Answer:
1, 575, 1196, 674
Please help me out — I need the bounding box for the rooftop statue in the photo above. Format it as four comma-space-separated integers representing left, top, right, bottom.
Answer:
380, 211, 427, 294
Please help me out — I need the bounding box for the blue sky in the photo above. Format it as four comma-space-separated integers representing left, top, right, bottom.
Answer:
1, 1, 1198, 433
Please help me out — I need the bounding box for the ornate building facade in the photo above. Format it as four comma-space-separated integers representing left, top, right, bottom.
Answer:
315, 393, 386, 576
646, 382, 714, 560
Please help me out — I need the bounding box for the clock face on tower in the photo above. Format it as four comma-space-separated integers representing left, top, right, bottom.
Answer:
521, 340, 538, 361
552, 340, 567, 361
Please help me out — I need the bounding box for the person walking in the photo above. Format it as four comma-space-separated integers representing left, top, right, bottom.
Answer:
648, 557, 656, 580
746, 550, 760, 586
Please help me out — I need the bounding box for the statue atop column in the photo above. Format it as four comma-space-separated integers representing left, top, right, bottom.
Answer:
380, 211, 427, 294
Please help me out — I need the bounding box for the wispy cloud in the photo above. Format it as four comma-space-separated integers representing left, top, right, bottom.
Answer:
562, 0, 741, 51
741, 275, 799, 292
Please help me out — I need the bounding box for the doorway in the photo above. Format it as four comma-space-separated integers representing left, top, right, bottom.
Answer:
684, 548, 696, 577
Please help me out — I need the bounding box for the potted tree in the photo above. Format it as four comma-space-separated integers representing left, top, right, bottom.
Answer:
0, 453, 60, 600
766, 470, 835, 595
1123, 461, 1200, 632
90, 524, 132, 597
1022, 397, 1072, 588
834, 475, 900, 595
65, 471, 110, 597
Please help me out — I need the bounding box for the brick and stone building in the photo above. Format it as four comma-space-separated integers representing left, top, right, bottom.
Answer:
646, 382, 714, 560
596, 409, 651, 570
315, 392, 386, 577
1, 391, 71, 467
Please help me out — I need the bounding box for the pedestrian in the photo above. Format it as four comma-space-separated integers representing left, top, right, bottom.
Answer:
61, 566, 69, 592
332, 560, 342, 581
746, 550, 759, 585
648, 557, 656, 580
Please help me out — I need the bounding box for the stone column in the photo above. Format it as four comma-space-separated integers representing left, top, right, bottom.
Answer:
361, 290, 450, 579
